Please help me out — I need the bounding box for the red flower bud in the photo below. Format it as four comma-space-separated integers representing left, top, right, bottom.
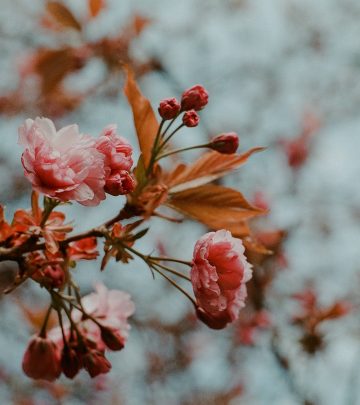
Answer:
22, 336, 61, 381
158, 98, 181, 120
104, 171, 136, 196
181, 85, 209, 111
83, 350, 111, 378
100, 326, 125, 351
182, 110, 200, 127
195, 307, 228, 330
61, 346, 82, 379
209, 132, 239, 154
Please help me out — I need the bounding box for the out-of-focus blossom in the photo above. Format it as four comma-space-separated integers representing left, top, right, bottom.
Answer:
236, 310, 271, 345
22, 335, 61, 381
158, 98, 181, 120
279, 112, 320, 170
182, 110, 199, 127
79, 283, 135, 346
181, 85, 208, 111
209, 132, 239, 154
191, 230, 252, 329
19, 118, 106, 206
252, 191, 270, 211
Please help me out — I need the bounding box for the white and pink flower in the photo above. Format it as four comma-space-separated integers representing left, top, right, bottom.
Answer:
191, 230, 252, 329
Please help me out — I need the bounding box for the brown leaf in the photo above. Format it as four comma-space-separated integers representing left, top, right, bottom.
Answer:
167, 184, 264, 236
88, 0, 106, 18
164, 148, 265, 193
123, 67, 159, 168
46, 1, 82, 31
35, 48, 76, 94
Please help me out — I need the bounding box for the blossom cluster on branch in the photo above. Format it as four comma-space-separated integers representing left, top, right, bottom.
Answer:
0, 71, 268, 381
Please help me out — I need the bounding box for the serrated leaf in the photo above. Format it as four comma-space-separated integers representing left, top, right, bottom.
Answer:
167, 184, 265, 236
46, 2, 82, 31
123, 67, 159, 168
164, 148, 264, 193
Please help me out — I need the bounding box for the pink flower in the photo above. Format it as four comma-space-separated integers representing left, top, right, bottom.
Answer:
182, 110, 200, 127
104, 170, 136, 196
191, 230, 252, 329
19, 118, 106, 206
79, 283, 135, 345
22, 335, 61, 381
96, 125, 135, 196
158, 98, 181, 120
209, 132, 239, 154
181, 85, 209, 111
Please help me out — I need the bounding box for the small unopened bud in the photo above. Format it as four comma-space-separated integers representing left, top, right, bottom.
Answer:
209, 132, 239, 154
158, 98, 181, 120
182, 110, 200, 127
181, 85, 209, 111
83, 350, 111, 378
22, 335, 61, 381
61, 346, 82, 379
100, 326, 125, 351
104, 171, 136, 196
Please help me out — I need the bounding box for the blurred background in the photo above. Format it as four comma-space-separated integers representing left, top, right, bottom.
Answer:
0, 0, 360, 404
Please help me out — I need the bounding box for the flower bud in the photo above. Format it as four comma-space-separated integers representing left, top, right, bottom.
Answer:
61, 346, 82, 379
181, 85, 208, 111
22, 335, 61, 381
158, 98, 181, 120
209, 132, 239, 154
195, 307, 228, 330
100, 326, 125, 351
43, 264, 66, 288
104, 171, 136, 196
83, 350, 112, 378
182, 110, 200, 128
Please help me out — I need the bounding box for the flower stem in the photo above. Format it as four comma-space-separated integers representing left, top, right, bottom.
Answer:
151, 265, 196, 306
157, 123, 185, 151
155, 144, 209, 161
150, 256, 192, 266
39, 304, 53, 338
151, 262, 191, 281
146, 119, 165, 176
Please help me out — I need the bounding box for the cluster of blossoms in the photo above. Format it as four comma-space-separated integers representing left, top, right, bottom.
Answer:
158, 85, 239, 155
19, 118, 135, 206
0, 80, 256, 382
23, 283, 134, 380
